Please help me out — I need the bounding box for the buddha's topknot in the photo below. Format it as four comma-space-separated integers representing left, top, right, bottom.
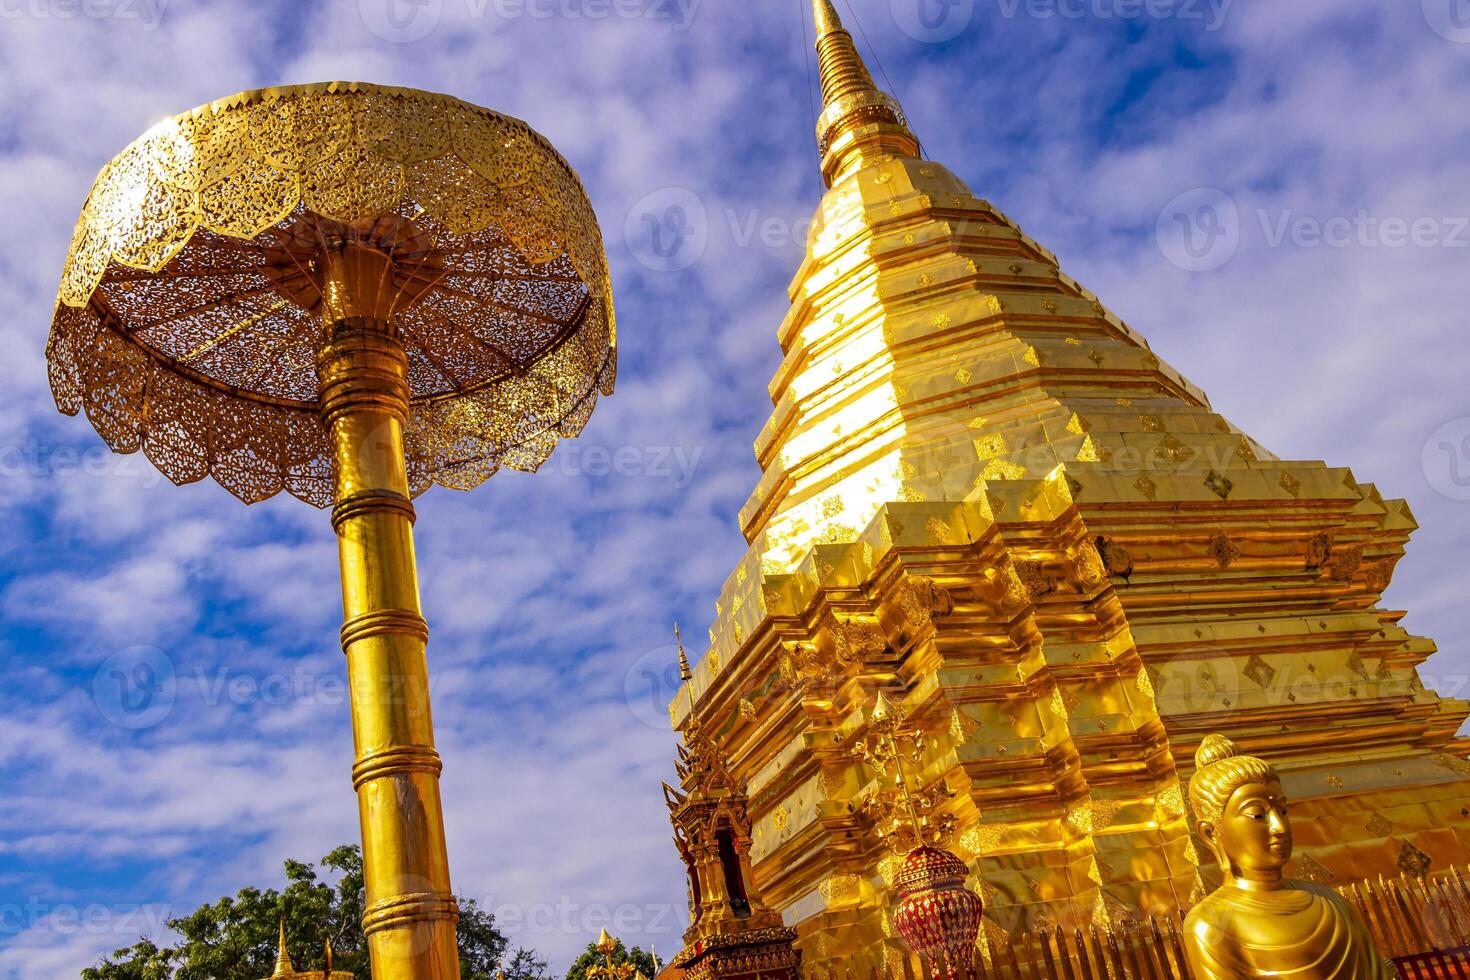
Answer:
1188, 734, 1279, 828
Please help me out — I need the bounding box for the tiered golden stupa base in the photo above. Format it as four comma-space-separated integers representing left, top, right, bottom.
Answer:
698, 475, 1470, 976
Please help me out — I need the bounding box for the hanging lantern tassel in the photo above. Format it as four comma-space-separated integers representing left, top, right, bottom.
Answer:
892, 845, 984, 976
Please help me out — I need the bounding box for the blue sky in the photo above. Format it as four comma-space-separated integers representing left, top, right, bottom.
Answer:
1, 0, 1469, 976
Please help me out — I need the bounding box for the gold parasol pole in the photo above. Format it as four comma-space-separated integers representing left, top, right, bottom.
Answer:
318, 245, 457, 976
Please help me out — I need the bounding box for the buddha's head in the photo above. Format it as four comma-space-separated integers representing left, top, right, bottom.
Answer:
1188, 734, 1293, 883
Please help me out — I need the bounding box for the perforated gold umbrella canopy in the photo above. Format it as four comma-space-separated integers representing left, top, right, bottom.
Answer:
46, 81, 616, 507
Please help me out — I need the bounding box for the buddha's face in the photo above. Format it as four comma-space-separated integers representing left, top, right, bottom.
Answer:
1200, 779, 1292, 881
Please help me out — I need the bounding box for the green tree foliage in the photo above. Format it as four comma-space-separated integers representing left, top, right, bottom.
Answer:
563, 938, 660, 980
81, 846, 549, 980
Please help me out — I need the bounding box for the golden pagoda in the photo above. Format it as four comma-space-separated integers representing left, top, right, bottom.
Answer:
667, 1, 1470, 974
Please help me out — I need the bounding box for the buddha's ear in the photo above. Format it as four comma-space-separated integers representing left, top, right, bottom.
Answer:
1196, 819, 1216, 846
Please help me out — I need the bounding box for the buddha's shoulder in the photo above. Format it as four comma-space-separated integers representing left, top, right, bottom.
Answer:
1287, 879, 1351, 907
1183, 888, 1233, 934
1184, 880, 1343, 931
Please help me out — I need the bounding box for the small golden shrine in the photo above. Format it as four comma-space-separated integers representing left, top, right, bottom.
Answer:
665, 1, 1470, 976
664, 632, 803, 980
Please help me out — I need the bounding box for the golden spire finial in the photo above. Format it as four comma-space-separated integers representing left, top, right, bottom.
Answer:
675, 623, 693, 682
272, 918, 294, 977
871, 690, 897, 727
810, 0, 919, 184
811, 0, 877, 106
812, 0, 843, 41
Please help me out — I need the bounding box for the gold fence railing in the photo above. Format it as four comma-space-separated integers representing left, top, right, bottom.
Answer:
874, 870, 1470, 980
1343, 870, 1470, 979
885, 916, 1190, 980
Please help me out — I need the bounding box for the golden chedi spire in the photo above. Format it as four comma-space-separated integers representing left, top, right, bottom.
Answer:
675, 623, 693, 683
810, 0, 920, 185
271, 919, 294, 978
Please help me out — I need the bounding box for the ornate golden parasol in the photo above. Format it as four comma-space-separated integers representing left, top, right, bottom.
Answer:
46, 82, 617, 980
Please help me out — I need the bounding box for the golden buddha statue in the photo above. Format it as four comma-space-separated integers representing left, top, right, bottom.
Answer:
1184, 734, 1395, 979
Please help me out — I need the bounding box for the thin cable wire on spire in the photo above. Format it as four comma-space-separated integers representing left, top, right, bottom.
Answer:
797, 0, 818, 145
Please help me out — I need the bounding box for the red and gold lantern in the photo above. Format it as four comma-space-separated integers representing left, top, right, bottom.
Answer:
892, 845, 984, 973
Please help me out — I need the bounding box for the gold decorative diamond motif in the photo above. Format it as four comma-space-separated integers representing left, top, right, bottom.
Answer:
1243, 654, 1277, 688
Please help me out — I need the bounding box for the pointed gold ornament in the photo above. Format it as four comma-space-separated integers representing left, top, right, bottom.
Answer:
272, 919, 294, 978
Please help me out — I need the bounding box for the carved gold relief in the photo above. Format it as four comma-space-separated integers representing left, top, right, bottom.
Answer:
1015, 559, 1055, 599
1204, 470, 1234, 499
900, 575, 954, 628
1305, 532, 1333, 570
1398, 841, 1432, 875
1327, 544, 1365, 581
1208, 532, 1241, 569
1095, 536, 1135, 578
